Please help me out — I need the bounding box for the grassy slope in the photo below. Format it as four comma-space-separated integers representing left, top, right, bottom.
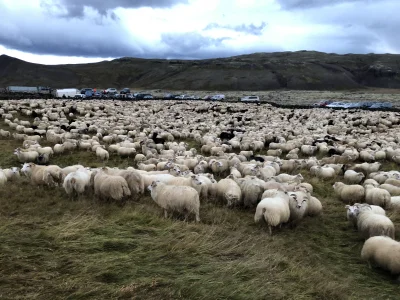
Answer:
0, 114, 400, 299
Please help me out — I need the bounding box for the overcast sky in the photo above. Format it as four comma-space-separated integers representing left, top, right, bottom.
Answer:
0, 0, 398, 65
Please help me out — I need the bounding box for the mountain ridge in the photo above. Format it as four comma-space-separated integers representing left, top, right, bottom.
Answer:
1, 51, 400, 90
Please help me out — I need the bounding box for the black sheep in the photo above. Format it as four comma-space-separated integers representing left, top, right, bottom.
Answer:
249, 155, 265, 163
152, 132, 165, 144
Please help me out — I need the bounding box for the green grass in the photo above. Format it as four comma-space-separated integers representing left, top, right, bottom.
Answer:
1, 115, 400, 299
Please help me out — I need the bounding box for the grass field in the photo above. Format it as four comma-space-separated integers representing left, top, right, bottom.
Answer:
1, 112, 400, 300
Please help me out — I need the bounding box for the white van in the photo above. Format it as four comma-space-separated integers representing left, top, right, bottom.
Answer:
241, 95, 260, 102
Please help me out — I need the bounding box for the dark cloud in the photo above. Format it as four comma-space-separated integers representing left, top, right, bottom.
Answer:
204, 22, 267, 36
41, 0, 189, 18
276, 0, 368, 10
159, 32, 281, 59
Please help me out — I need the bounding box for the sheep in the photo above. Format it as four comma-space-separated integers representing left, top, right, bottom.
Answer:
363, 179, 379, 187
364, 184, 391, 208
275, 173, 303, 184
91, 170, 131, 203
231, 175, 265, 208
344, 170, 365, 184
96, 146, 109, 161
254, 189, 290, 235
14, 148, 39, 163
101, 167, 145, 199
53, 144, 65, 155
345, 203, 386, 228
216, 178, 242, 207
63, 168, 92, 200
315, 166, 336, 181
288, 190, 309, 225
354, 204, 395, 239
148, 180, 200, 222
137, 163, 157, 172
0, 169, 7, 186
332, 182, 365, 204
0, 129, 11, 138
361, 236, 400, 280
21, 163, 63, 187
307, 196, 323, 217
385, 178, 400, 187
117, 146, 136, 158
3, 167, 20, 181
378, 184, 400, 196
266, 149, 282, 157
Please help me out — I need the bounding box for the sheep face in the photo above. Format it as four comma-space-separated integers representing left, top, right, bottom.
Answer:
289, 193, 308, 209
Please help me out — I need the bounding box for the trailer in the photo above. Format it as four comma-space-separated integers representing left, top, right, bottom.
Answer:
6, 86, 39, 93
54, 88, 80, 98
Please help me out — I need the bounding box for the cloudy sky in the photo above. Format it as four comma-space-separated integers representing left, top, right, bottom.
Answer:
0, 0, 398, 65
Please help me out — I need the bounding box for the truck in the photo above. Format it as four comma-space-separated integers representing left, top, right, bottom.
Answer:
6, 86, 52, 94
54, 88, 80, 98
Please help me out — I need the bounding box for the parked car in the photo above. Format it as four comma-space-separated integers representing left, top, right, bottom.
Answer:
360, 101, 378, 108
74, 94, 85, 99
326, 102, 346, 108
143, 95, 154, 100
343, 102, 362, 109
135, 93, 153, 100
105, 88, 117, 94
163, 93, 178, 100
241, 95, 260, 102
312, 100, 333, 107
120, 88, 130, 94
211, 94, 225, 101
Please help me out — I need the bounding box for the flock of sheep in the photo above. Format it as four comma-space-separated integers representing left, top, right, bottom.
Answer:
0, 98, 400, 281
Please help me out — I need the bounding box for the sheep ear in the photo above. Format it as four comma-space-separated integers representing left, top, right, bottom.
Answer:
345, 205, 350, 208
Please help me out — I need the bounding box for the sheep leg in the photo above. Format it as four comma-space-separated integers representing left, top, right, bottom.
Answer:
268, 226, 272, 236
164, 209, 168, 219
195, 213, 200, 223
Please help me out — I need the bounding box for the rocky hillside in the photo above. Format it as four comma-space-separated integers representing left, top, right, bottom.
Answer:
1, 51, 400, 90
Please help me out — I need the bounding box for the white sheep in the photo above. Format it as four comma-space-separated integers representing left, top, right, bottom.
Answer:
332, 182, 365, 204
3, 167, 20, 181
0, 169, 7, 186
63, 168, 92, 200
96, 146, 109, 161
345, 203, 386, 228
254, 189, 290, 235
216, 178, 242, 208
315, 166, 336, 180
390, 196, 400, 210
288, 190, 309, 225
307, 196, 323, 217
378, 184, 400, 196
344, 170, 365, 184
148, 180, 200, 222
354, 204, 395, 239
361, 236, 400, 280
91, 170, 131, 202
364, 184, 391, 208
21, 163, 63, 186
102, 167, 145, 198
14, 148, 39, 163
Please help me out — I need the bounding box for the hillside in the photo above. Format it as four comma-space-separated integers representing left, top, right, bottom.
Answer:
1, 51, 400, 90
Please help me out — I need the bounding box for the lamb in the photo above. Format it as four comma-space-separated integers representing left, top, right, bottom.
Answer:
148, 180, 200, 222
332, 182, 365, 204
344, 170, 365, 184
354, 204, 395, 239
254, 189, 291, 235
91, 170, 131, 202
216, 178, 242, 207
364, 184, 391, 208
63, 168, 92, 200
361, 236, 400, 280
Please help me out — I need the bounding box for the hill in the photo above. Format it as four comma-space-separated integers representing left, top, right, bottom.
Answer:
1, 51, 400, 90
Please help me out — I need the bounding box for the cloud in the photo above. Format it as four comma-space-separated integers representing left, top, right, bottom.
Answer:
275, 0, 367, 10
40, 0, 189, 18
204, 22, 267, 36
